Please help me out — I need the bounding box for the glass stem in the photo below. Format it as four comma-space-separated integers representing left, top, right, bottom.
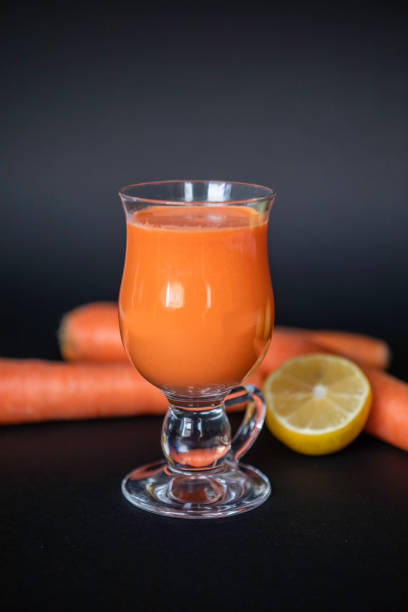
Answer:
161, 400, 232, 472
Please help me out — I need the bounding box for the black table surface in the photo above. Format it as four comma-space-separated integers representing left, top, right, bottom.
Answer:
1, 324, 408, 612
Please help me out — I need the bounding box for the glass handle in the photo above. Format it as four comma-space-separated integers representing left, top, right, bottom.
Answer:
225, 384, 266, 462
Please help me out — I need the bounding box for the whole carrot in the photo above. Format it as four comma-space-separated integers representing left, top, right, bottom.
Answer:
260, 329, 390, 373
58, 304, 329, 374
1, 359, 406, 453
282, 327, 390, 370
0, 359, 254, 425
258, 331, 330, 374
59, 303, 123, 363
258, 350, 408, 452
260, 351, 408, 452
0, 359, 166, 424
258, 337, 406, 451
363, 368, 408, 452
59, 302, 391, 370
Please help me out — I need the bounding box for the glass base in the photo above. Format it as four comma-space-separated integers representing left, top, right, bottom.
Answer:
121, 459, 271, 519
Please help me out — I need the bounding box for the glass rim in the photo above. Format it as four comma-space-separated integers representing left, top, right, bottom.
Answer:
118, 179, 276, 206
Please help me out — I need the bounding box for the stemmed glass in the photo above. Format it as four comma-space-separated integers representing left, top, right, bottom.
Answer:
119, 180, 276, 518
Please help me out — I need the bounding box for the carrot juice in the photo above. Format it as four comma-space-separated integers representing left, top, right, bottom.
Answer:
119, 205, 274, 397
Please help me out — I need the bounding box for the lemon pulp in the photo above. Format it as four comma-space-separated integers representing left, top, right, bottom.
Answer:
264, 354, 372, 455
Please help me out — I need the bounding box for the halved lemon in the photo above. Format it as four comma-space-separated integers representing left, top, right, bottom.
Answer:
264, 354, 372, 455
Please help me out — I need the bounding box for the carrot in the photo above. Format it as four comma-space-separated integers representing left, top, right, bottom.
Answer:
258, 336, 407, 452
59, 303, 391, 370
1, 358, 406, 453
363, 368, 408, 452
59, 302, 123, 363
258, 331, 330, 375
282, 327, 390, 370
258, 348, 408, 452
261, 349, 408, 451
0, 359, 167, 424
260, 329, 390, 373
53, 303, 408, 452
258, 337, 407, 451
258, 342, 408, 452
0, 359, 253, 425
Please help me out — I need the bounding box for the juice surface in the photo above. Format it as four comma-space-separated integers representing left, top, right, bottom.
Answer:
119, 205, 274, 396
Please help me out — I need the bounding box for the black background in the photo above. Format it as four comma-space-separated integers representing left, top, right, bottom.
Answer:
2, 2, 408, 610
3, 1, 408, 355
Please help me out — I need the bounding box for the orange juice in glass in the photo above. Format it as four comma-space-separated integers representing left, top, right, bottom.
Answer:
119, 181, 276, 518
